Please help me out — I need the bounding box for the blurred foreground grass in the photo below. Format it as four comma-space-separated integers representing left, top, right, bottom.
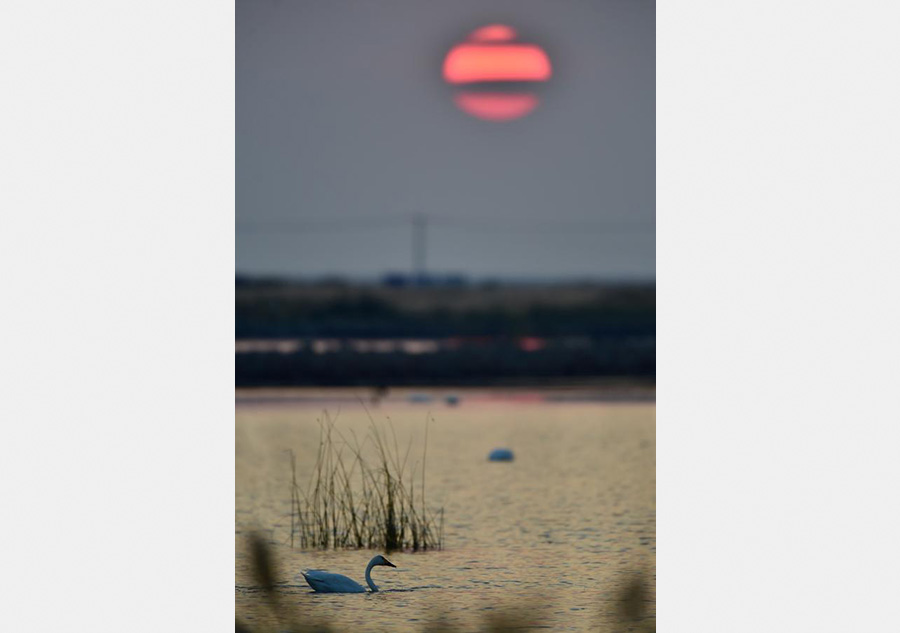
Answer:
236, 534, 655, 633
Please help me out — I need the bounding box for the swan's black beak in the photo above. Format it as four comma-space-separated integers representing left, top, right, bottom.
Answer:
383, 558, 397, 568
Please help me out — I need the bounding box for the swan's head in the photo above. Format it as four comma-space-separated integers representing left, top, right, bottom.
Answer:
372, 554, 396, 568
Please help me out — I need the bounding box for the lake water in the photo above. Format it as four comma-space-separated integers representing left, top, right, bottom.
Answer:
236, 388, 655, 631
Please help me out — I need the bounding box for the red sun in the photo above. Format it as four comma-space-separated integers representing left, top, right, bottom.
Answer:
442, 24, 552, 122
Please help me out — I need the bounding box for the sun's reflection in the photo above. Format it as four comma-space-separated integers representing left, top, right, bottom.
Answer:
453, 92, 539, 122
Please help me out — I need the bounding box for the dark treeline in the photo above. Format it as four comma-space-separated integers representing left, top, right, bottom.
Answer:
235, 277, 655, 386
236, 277, 654, 338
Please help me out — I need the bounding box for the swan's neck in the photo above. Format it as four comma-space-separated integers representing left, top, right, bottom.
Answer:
365, 559, 379, 592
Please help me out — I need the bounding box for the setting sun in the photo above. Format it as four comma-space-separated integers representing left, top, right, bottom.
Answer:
442, 24, 552, 122
442, 44, 552, 84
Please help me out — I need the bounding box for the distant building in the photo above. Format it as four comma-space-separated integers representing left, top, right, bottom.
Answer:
381, 273, 467, 288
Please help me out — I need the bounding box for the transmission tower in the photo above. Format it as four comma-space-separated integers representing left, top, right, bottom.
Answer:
412, 212, 426, 282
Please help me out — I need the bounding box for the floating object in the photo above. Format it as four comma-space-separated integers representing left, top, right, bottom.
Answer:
445, 394, 460, 406
407, 393, 434, 404
488, 448, 515, 462
301, 555, 397, 593
442, 24, 552, 122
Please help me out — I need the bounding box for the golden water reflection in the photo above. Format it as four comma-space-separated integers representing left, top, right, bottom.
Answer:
236, 389, 655, 632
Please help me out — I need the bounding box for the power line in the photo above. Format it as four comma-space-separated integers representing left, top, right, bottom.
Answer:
237, 213, 654, 281
236, 215, 654, 234
236, 217, 409, 233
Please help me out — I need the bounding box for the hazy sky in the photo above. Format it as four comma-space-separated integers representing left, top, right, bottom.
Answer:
237, 0, 654, 280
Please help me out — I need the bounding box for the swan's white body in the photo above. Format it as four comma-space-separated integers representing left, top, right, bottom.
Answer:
301, 555, 396, 593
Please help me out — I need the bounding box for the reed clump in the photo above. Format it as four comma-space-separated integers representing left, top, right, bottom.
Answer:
288, 410, 443, 552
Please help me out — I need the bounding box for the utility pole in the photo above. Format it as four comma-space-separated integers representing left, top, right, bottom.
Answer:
412, 212, 426, 283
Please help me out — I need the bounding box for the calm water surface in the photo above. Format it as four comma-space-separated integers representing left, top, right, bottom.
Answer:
236, 389, 655, 631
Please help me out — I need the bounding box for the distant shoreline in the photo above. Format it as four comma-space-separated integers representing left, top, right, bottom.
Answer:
235, 381, 656, 407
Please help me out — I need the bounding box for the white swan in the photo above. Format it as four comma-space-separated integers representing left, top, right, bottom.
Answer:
301, 554, 397, 593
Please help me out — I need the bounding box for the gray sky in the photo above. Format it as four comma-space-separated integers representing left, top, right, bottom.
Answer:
237, 0, 654, 280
